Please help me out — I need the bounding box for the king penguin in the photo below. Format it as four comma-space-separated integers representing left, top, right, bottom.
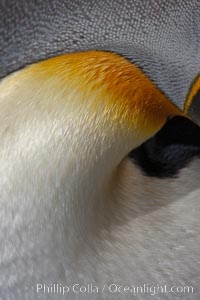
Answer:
0, 1, 200, 300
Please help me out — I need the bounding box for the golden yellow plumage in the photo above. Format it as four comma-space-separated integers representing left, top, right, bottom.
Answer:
184, 73, 200, 113
6, 50, 183, 145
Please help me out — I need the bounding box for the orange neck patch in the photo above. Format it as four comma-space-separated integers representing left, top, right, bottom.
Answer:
28, 50, 183, 139
184, 74, 200, 113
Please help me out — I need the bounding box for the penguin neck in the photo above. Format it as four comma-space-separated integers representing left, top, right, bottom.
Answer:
0, 68, 139, 248
0, 50, 183, 252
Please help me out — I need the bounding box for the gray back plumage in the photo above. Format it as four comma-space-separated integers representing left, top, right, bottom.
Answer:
1, 0, 200, 108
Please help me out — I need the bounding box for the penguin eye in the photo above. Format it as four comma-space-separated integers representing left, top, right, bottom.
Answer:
129, 116, 200, 178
